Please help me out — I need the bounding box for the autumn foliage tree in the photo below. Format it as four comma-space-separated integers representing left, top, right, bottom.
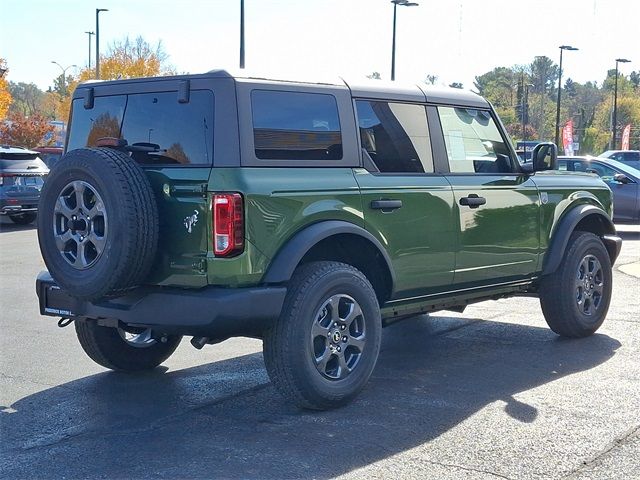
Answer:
0, 111, 55, 148
0, 58, 12, 119
60, 36, 174, 122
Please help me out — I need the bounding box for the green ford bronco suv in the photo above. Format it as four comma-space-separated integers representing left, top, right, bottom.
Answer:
36, 70, 621, 410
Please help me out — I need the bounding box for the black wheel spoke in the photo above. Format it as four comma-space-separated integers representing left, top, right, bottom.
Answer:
310, 293, 366, 381
575, 254, 605, 317
53, 180, 108, 270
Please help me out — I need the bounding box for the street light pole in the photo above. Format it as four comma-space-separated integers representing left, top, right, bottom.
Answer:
390, 0, 418, 81
612, 58, 631, 150
555, 45, 578, 149
95, 8, 108, 79
85, 31, 95, 70
240, 0, 245, 69
51, 61, 78, 95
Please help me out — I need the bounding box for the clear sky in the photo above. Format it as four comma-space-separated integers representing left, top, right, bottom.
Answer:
2, 0, 638, 91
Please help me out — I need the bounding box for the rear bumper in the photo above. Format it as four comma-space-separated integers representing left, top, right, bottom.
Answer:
0, 199, 39, 214
36, 271, 287, 339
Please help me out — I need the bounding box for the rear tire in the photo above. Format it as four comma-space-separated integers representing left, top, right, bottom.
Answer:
75, 318, 181, 371
9, 213, 37, 224
540, 231, 612, 338
263, 261, 382, 410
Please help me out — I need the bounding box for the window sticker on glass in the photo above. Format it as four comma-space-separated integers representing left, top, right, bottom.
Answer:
447, 130, 466, 162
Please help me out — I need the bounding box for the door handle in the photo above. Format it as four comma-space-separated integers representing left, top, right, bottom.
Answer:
370, 199, 403, 211
459, 194, 486, 209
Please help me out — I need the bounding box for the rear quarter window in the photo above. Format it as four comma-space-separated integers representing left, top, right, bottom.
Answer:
251, 90, 342, 161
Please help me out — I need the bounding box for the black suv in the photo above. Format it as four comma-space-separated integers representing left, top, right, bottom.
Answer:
0, 146, 49, 225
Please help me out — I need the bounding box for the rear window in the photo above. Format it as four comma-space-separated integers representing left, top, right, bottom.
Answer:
251, 90, 342, 161
67, 90, 214, 166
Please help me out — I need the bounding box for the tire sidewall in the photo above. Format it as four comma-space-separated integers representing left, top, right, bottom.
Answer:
288, 268, 382, 403
559, 234, 612, 331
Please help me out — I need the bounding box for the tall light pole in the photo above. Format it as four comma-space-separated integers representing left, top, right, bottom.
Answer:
51, 61, 78, 95
85, 31, 95, 69
555, 45, 578, 149
240, 0, 245, 69
95, 8, 108, 79
612, 58, 631, 150
390, 0, 418, 81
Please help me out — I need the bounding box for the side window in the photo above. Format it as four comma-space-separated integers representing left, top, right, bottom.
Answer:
586, 162, 619, 183
438, 106, 514, 174
251, 90, 342, 161
355, 100, 433, 173
67, 95, 126, 151
121, 91, 214, 165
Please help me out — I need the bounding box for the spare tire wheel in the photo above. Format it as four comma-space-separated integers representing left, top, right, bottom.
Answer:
37, 148, 159, 301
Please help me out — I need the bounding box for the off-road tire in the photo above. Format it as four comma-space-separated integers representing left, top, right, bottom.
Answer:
37, 148, 158, 301
75, 318, 181, 371
540, 231, 612, 338
9, 213, 37, 225
263, 261, 382, 410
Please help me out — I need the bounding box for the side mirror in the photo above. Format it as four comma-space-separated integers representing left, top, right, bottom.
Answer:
531, 142, 558, 172
613, 173, 632, 184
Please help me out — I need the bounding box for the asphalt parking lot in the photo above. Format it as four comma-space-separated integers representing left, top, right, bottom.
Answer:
1, 216, 639, 480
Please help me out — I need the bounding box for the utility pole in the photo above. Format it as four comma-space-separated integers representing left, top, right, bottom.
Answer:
555, 45, 578, 149
611, 58, 631, 149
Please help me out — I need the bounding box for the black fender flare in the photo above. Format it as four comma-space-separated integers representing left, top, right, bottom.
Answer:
262, 220, 396, 291
542, 204, 619, 275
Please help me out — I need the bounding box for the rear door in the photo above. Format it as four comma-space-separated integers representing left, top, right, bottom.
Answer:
68, 78, 227, 287
435, 105, 540, 287
579, 160, 639, 222
353, 99, 456, 299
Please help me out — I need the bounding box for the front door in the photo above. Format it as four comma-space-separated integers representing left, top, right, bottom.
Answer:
435, 106, 540, 286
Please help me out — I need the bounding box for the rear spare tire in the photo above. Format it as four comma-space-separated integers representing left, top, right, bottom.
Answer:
37, 148, 159, 301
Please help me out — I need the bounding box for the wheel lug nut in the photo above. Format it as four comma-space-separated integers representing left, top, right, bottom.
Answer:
340, 325, 346, 330
333, 323, 338, 327
342, 336, 348, 342
337, 346, 341, 352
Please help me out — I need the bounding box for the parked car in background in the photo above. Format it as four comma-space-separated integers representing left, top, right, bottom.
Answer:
599, 150, 640, 169
33, 146, 63, 169
559, 155, 640, 224
0, 146, 49, 225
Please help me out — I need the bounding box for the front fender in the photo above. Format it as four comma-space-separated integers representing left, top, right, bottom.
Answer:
542, 204, 619, 275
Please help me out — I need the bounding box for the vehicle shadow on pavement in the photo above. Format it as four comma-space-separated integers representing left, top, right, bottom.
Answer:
0, 220, 37, 233
1, 316, 620, 479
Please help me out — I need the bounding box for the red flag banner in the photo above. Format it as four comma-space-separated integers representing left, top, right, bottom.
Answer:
621, 124, 631, 150
562, 120, 574, 156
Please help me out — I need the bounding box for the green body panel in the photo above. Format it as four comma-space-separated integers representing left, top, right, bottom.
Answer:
144, 168, 210, 288
352, 168, 456, 298
529, 170, 613, 272
445, 174, 540, 285
206, 167, 363, 287
143, 164, 613, 305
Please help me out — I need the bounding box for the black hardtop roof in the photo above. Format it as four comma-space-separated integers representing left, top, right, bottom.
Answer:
74, 69, 488, 107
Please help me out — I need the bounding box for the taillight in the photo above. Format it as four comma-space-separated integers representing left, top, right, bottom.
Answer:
213, 193, 244, 257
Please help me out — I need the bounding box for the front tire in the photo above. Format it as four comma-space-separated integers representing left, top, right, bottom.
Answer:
75, 318, 181, 371
263, 261, 382, 410
540, 231, 612, 338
